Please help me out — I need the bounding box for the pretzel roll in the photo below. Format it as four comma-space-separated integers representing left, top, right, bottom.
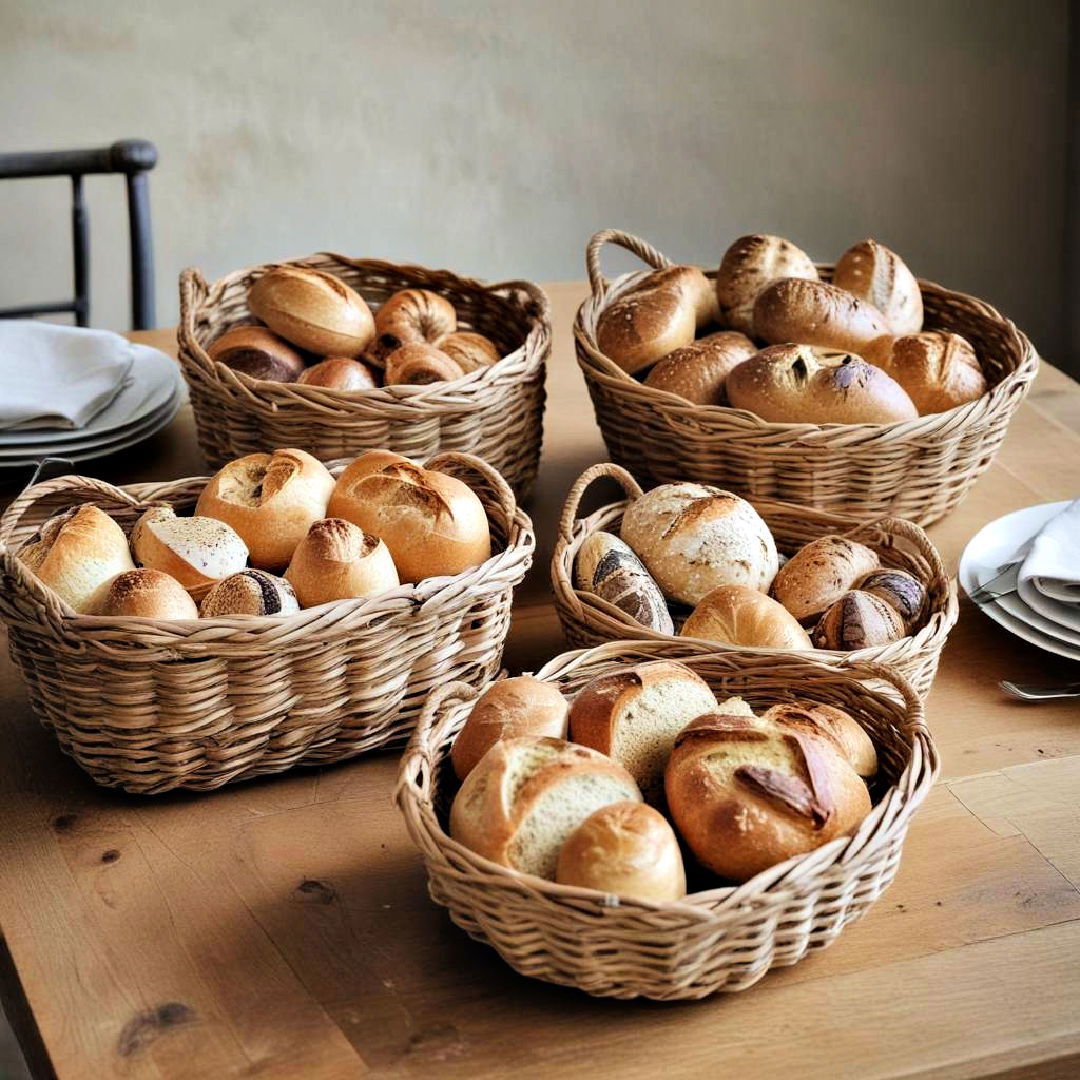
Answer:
284, 518, 399, 607
383, 343, 464, 386
207, 325, 306, 383
867, 331, 986, 415
296, 357, 378, 390
770, 535, 881, 622
436, 330, 501, 372
681, 584, 813, 650
833, 239, 923, 336
715, 235, 818, 334
367, 289, 457, 366
643, 331, 757, 405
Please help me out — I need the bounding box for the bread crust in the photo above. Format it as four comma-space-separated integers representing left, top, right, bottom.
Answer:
90, 568, 199, 619
384, 343, 464, 385
574, 532, 673, 634
810, 590, 906, 650
680, 584, 813, 649
207, 325, 306, 382
833, 239, 923, 336
296, 357, 378, 390
437, 331, 501, 372
770, 535, 881, 622
366, 289, 458, 367
762, 702, 878, 778
715, 235, 818, 335
643, 331, 757, 405
871, 331, 986, 414
284, 518, 398, 607
200, 569, 299, 617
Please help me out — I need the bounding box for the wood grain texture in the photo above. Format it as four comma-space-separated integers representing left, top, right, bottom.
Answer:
0, 283, 1077, 1078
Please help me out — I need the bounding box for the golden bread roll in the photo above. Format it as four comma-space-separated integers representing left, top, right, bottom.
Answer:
247, 265, 374, 357
833, 239, 923, 336
573, 531, 673, 635
383, 342, 464, 385
643, 330, 757, 405
761, 702, 877, 778
644, 265, 719, 327
206, 325, 306, 382
868, 331, 986, 414
18, 504, 136, 613
857, 568, 927, 631
89, 568, 198, 619
366, 289, 457, 367
437, 331, 501, 372
680, 584, 814, 649
284, 518, 399, 607
451, 676, 569, 781
770, 535, 881, 622
715, 234, 818, 334
810, 590, 906, 650
195, 448, 335, 572
555, 801, 686, 902
200, 569, 300, 617
296, 357, 378, 390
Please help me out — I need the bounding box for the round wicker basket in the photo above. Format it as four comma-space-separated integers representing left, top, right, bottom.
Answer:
551, 463, 958, 699
178, 252, 550, 498
396, 639, 938, 1000
0, 453, 534, 795
575, 229, 1039, 526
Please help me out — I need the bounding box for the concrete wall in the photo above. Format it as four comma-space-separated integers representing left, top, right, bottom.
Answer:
0, 0, 1070, 368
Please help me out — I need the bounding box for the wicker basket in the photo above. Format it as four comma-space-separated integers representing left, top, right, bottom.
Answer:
396, 639, 937, 1000
178, 252, 550, 499
551, 463, 958, 699
575, 229, 1039, 526
0, 453, 533, 794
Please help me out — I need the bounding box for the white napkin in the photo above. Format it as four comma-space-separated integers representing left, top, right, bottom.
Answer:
1017, 498, 1080, 632
0, 321, 134, 430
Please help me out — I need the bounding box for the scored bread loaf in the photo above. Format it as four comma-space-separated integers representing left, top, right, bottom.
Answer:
810, 590, 906, 650
88, 567, 198, 619
867, 331, 986, 415
833, 239, 923, 336
643, 331, 757, 405
284, 518, 399, 607
714, 234, 818, 335
761, 702, 877, 778
449, 736, 642, 880
680, 584, 813, 650
770, 535, 881, 622
857, 568, 927, 631
574, 532, 674, 635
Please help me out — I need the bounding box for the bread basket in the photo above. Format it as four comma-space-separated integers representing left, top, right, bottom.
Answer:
0, 453, 533, 794
396, 639, 937, 1000
551, 463, 957, 699
575, 229, 1039, 525
179, 253, 550, 499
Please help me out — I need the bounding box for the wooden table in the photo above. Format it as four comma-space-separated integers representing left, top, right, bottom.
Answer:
1, 284, 1079, 1080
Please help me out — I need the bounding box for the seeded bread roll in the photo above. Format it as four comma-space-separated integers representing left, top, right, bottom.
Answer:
366, 289, 458, 367
200, 569, 300, 617
643, 331, 757, 405
207, 325, 306, 382
568, 660, 718, 803
574, 532, 674, 635
284, 518, 399, 607
810, 590, 906, 650
296, 357, 378, 390
833, 239, 923, 336
867, 331, 986, 415
449, 736, 642, 880
619, 483, 778, 606
18, 504, 136, 613
437, 331, 501, 372
770, 536, 881, 622
88, 567, 198, 619
555, 802, 686, 903
761, 702, 878, 778
856, 569, 927, 631
451, 676, 569, 781
384, 343, 464, 385
680, 584, 813, 650
715, 234, 819, 335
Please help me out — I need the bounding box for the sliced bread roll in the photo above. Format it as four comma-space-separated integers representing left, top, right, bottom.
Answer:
574, 532, 673, 635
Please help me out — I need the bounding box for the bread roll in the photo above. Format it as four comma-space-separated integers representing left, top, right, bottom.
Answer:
770, 535, 881, 622
383, 343, 464, 385
90, 568, 198, 619
437, 331, 500, 372
643, 331, 757, 405
367, 289, 458, 367
248, 265, 374, 357
195, 448, 335, 572
726, 344, 918, 424
753, 278, 892, 355
284, 518, 398, 607
644, 265, 719, 327
569, 660, 718, 802
555, 802, 686, 902
833, 239, 923, 336
620, 483, 778, 606
206, 325, 306, 382
761, 702, 877, 778
857, 568, 927, 630
449, 736, 642, 879
810, 590, 906, 650
296, 357, 377, 390
574, 532, 673, 635
18, 504, 136, 613
131, 508, 248, 599
868, 331, 986, 414
665, 708, 871, 882
451, 676, 569, 780
681, 584, 813, 649
200, 569, 300, 617
327, 455, 490, 583
715, 235, 818, 335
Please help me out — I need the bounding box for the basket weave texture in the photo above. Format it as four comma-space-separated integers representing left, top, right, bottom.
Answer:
551, 463, 958, 699
0, 453, 533, 795
396, 639, 937, 1000
178, 252, 550, 499
575, 229, 1039, 526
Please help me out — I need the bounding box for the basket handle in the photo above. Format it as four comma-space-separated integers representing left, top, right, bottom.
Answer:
870, 516, 950, 598
177, 267, 214, 376
426, 450, 518, 533
557, 462, 643, 546
396, 680, 479, 806
585, 229, 672, 304
833, 657, 927, 738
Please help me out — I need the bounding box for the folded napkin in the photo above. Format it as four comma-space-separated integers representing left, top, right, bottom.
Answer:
0, 321, 134, 430
1017, 498, 1080, 633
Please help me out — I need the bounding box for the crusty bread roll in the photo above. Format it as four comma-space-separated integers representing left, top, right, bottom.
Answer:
857, 568, 927, 631
833, 239, 923, 336
383, 343, 464, 385
437, 331, 500, 372
296, 357, 378, 390
366, 289, 458, 368
761, 702, 877, 778
643, 331, 757, 405
200, 569, 300, 617
665, 706, 871, 882
574, 532, 673, 635
195, 448, 335, 572
868, 331, 986, 414
131, 507, 249, 599
327, 455, 490, 583
680, 584, 813, 649
753, 278, 892, 355
569, 660, 718, 802
620, 483, 778, 606
555, 801, 686, 902
451, 676, 569, 780
715, 235, 818, 335
18, 504, 136, 613
284, 518, 399, 607
645, 265, 719, 327
810, 590, 906, 650
248, 265, 374, 357
449, 736, 642, 879
726, 344, 918, 424
770, 535, 881, 622
206, 325, 306, 382
90, 568, 199, 619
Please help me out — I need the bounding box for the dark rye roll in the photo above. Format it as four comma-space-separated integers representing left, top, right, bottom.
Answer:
200, 569, 300, 617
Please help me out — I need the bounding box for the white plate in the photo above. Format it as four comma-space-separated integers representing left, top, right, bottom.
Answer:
959, 501, 1080, 662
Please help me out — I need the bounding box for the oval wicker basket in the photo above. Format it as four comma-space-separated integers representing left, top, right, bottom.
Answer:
551, 463, 958, 699
396, 639, 938, 1000
178, 252, 551, 499
575, 229, 1039, 526
0, 453, 534, 795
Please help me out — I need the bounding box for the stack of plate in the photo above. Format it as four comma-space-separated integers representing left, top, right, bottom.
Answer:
960, 501, 1080, 662
0, 344, 185, 470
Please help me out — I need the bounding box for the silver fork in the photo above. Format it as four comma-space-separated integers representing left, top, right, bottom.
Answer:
968, 560, 1022, 606
1000, 680, 1080, 701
